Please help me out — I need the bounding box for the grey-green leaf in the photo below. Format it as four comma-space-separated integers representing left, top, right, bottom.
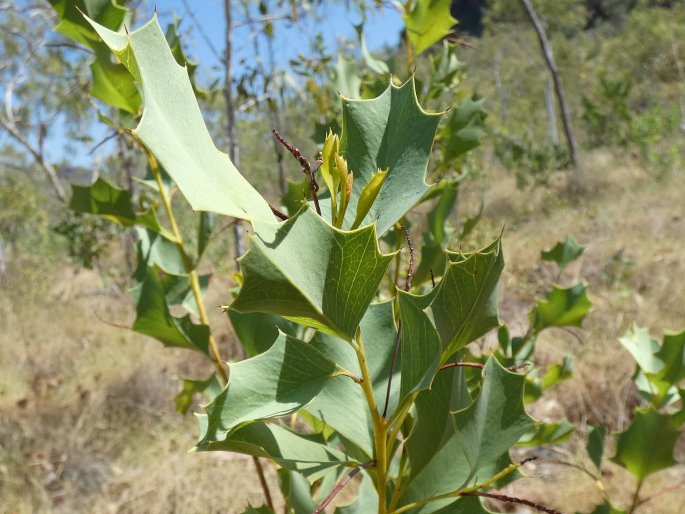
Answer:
228, 310, 297, 357
132, 266, 209, 355
587, 425, 606, 471
198, 332, 337, 444
230, 207, 394, 341
432, 240, 504, 360
541, 235, 585, 270
86, 16, 275, 224
307, 302, 399, 457
530, 282, 592, 331
198, 421, 349, 483
341, 79, 442, 234
401, 358, 532, 510
611, 407, 679, 481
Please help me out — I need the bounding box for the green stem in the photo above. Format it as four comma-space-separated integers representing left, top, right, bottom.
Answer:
386, 393, 416, 457
354, 328, 389, 514
628, 479, 644, 514
389, 446, 409, 512
390, 460, 527, 514
146, 151, 228, 386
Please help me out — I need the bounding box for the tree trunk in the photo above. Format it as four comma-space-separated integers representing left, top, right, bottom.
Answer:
224, 0, 245, 265
520, 0, 579, 169
544, 76, 559, 146
0, 234, 7, 276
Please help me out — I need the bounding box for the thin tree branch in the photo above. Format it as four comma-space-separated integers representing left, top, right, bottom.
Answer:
519, 0, 579, 169
0, 113, 67, 202
45, 42, 93, 54
180, 0, 221, 61
232, 12, 291, 29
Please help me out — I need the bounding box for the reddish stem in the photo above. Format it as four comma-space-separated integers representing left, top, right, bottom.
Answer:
401, 226, 414, 292
252, 456, 274, 512
461, 491, 562, 514
271, 129, 321, 215
270, 204, 289, 221
314, 461, 375, 513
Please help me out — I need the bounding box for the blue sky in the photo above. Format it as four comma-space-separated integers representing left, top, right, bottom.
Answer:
58, 1, 404, 166
156, 1, 404, 82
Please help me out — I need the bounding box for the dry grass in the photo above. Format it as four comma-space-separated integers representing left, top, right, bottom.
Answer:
1, 154, 683, 513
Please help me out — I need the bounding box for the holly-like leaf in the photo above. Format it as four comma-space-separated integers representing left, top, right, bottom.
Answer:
306, 302, 399, 457
397, 241, 503, 401
541, 235, 585, 270
197, 212, 215, 260
90, 45, 141, 113
164, 18, 201, 95
132, 266, 209, 355
542, 354, 574, 389
397, 288, 442, 400
130, 268, 209, 319
612, 408, 679, 481
333, 54, 361, 99
174, 374, 221, 415
517, 420, 574, 446
405, 363, 470, 479
587, 425, 606, 471
70, 177, 159, 230
355, 24, 390, 74
653, 330, 685, 388
403, 0, 457, 56
530, 282, 592, 331
278, 470, 318, 514
133, 227, 186, 278
524, 355, 574, 402
228, 310, 297, 357
86, 16, 275, 224
426, 42, 463, 101
49, 0, 129, 49
620, 326, 685, 402
432, 240, 504, 360
401, 358, 532, 508
198, 332, 338, 444
229, 207, 394, 341
198, 420, 348, 483
413, 179, 459, 284
618, 325, 664, 375
341, 79, 443, 234
439, 96, 487, 166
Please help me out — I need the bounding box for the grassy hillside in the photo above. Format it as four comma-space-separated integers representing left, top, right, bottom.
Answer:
1, 154, 683, 513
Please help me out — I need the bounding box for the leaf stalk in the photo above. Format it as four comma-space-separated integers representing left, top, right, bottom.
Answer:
354, 328, 389, 513
146, 151, 228, 385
